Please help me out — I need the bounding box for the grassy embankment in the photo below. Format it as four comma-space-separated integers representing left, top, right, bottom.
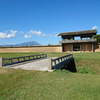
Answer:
0, 52, 100, 100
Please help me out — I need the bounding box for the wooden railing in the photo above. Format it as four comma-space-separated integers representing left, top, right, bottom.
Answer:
48, 54, 73, 70
0, 53, 47, 66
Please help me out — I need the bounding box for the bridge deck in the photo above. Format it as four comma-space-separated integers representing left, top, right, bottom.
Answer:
4, 57, 56, 71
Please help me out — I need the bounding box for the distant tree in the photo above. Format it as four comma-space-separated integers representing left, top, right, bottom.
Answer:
10, 45, 13, 48
26, 44, 28, 47
93, 35, 100, 43
48, 44, 51, 46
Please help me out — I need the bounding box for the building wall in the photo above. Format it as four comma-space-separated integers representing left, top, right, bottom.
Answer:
63, 44, 72, 52
63, 43, 93, 52
63, 44, 66, 52
68, 44, 72, 52
81, 43, 86, 52
87, 43, 92, 52
1, 43, 100, 53
0, 45, 62, 53
95, 43, 100, 52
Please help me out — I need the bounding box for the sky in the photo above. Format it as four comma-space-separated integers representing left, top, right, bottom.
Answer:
0, 0, 100, 45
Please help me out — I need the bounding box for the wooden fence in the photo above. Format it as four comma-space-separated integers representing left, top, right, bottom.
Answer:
48, 54, 73, 70
0, 53, 47, 67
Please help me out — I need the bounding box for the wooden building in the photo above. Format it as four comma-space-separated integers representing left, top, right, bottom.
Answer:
58, 30, 97, 52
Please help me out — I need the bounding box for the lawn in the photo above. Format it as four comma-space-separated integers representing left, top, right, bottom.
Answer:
0, 52, 100, 100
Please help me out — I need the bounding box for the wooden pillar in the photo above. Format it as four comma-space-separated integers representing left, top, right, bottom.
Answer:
80, 44, 82, 52
66, 44, 67, 52
80, 36, 82, 40
62, 44, 64, 52
86, 43, 87, 52
92, 43, 94, 52
72, 44, 73, 52
72, 36, 74, 40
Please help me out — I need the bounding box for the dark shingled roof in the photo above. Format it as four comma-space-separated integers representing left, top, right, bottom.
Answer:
58, 30, 97, 36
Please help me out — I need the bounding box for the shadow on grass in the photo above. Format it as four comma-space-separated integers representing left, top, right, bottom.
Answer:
61, 58, 77, 72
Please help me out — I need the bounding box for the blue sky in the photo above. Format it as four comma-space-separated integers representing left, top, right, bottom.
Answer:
0, 0, 100, 45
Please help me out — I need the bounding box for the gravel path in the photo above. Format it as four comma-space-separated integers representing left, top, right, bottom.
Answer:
5, 57, 56, 71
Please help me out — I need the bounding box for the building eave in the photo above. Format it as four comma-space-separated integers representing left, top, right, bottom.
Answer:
58, 30, 97, 36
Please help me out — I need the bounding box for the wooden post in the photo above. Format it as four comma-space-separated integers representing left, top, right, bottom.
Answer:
62, 44, 64, 52
72, 36, 74, 40
86, 43, 87, 52
72, 44, 73, 52
92, 43, 94, 52
80, 44, 82, 52
66, 44, 67, 52
48, 58, 52, 70
70, 53, 73, 57
45, 53, 47, 57
54, 61, 56, 65
23, 57, 25, 61
10, 59, 13, 64
36, 55, 38, 59
0, 57, 4, 67
18, 58, 19, 62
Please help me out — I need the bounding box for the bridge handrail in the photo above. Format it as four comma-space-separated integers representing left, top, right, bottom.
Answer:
52, 54, 72, 61
4, 54, 46, 60
3, 53, 47, 66
50, 54, 73, 69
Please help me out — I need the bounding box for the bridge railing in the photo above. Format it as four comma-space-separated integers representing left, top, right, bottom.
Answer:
48, 54, 73, 70
0, 53, 47, 67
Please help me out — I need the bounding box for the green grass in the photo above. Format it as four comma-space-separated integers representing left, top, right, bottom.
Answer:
73, 52, 100, 74
0, 52, 100, 74
0, 69, 100, 100
0, 52, 100, 100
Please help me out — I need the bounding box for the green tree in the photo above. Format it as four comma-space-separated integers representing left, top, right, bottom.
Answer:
48, 44, 51, 46
26, 44, 28, 47
93, 35, 100, 43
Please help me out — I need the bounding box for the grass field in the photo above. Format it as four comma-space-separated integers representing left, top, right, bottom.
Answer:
0, 52, 100, 100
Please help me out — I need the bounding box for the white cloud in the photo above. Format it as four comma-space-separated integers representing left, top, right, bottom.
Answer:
42, 34, 46, 36
54, 34, 58, 37
24, 34, 31, 38
28, 30, 46, 37
0, 30, 17, 39
92, 26, 98, 30
49, 35, 52, 37
20, 31, 24, 34
6, 43, 16, 45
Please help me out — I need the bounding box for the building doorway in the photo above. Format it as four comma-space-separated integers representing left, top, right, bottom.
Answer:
73, 44, 80, 51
